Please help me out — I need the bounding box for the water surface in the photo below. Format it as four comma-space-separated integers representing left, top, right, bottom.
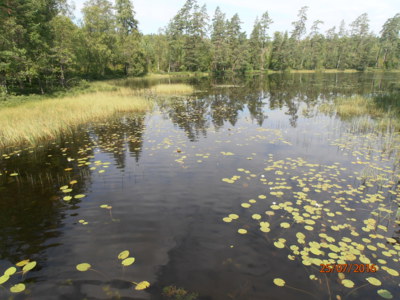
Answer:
1, 73, 400, 300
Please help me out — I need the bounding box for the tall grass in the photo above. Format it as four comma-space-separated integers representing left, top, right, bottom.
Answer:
150, 84, 195, 95
319, 95, 400, 132
0, 81, 198, 148
0, 87, 152, 148
334, 96, 375, 117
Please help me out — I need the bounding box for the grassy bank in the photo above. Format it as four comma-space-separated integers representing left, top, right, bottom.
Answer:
0, 83, 195, 148
144, 72, 209, 78
0, 73, 201, 108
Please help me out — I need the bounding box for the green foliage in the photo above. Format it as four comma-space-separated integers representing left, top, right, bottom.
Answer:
1, 1, 399, 97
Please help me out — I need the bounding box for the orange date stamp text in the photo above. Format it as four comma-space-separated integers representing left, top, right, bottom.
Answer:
320, 264, 377, 273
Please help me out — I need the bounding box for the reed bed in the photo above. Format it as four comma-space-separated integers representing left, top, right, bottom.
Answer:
319, 95, 400, 132
0, 88, 152, 147
150, 84, 195, 95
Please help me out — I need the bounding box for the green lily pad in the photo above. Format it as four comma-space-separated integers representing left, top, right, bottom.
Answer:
341, 279, 355, 288
366, 277, 381, 286
4, 267, 17, 276
118, 250, 130, 260
135, 281, 150, 290
22, 261, 36, 273
0, 275, 10, 285
273, 278, 285, 287
377, 289, 393, 299
122, 257, 135, 266
10, 283, 25, 293
76, 263, 91, 272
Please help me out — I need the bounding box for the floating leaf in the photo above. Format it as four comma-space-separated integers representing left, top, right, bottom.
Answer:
238, 229, 247, 234
0, 275, 10, 285
10, 283, 25, 293
76, 263, 91, 272
252, 214, 262, 220
135, 281, 150, 290
74, 194, 85, 199
273, 278, 285, 287
16, 260, 29, 267
366, 277, 381, 286
22, 261, 36, 273
377, 289, 393, 299
385, 268, 399, 276
118, 250, 130, 260
228, 214, 239, 220
274, 241, 285, 249
100, 204, 108, 208
223, 217, 232, 223
280, 222, 290, 229
63, 196, 72, 201
4, 267, 16, 276
122, 257, 135, 266
341, 279, 355, 288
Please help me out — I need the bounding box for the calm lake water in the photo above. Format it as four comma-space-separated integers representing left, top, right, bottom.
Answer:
1, 73, 400, 300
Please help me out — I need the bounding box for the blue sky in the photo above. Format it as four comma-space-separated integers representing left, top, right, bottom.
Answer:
71, 0, 399, 36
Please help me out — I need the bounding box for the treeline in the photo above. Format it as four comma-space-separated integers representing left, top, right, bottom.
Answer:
1, 0, 400, 95
0, 0, 145, 95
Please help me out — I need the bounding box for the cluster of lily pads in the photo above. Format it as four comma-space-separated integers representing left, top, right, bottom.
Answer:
222, 150, 399, 299
76, 250, 150, 291
0, 259, 37, 294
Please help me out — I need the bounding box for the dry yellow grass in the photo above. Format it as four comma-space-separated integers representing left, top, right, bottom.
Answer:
150, 84, 194, 95
0, 87, 152, 147
289, 69, 359, 73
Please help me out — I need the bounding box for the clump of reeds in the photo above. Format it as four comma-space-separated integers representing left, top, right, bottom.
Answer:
319, 95, 400, 132
0, 89, 152, 147
150, 84, 195, 95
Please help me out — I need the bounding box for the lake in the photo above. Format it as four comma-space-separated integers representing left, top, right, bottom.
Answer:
0, 73, 399, 300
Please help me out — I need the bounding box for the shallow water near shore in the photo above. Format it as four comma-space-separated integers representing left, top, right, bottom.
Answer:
1, 73, 400, 300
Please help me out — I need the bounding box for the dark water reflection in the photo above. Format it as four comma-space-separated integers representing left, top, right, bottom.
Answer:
0, 73, 399, 299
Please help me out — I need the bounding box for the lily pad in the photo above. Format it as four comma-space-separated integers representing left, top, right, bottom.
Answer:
4, 267, 17, 276
22, 261, 36, 273
122, 257, 135, 266
135, 281, 150, 290
0, 275, 10, 285
10, 283, 25, 293
118, 250, 130, 260
273, 278, 285, 287
377, 289, 393, 299
341, 279, 355, 288
76, 263, 91, 272
366, 277, 381, 286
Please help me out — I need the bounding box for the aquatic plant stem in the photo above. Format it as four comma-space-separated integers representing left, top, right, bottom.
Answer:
343, 283, 369, 299
324, 273, 332, 300
89, 268, 108, 280
285, 284, 318, 299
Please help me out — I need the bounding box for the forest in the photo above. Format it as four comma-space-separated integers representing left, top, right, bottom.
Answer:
1, 0, 400, 95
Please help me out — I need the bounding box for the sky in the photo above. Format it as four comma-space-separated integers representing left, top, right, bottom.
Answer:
70, 0, 399, 36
